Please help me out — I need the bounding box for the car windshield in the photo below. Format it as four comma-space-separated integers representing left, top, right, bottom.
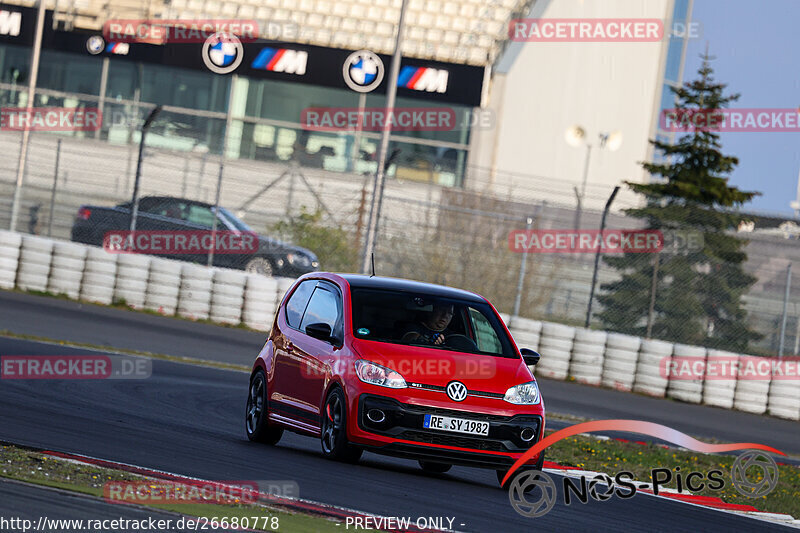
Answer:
350, 288, 516, 357
218, 207, 253, 232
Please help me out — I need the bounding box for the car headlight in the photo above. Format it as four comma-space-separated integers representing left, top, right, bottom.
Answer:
354, 360, 407, 389
286, 253, 311, 267
503, 381, 540, 405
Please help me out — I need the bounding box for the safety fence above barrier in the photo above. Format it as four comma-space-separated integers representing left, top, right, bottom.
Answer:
1, 230, 798, 421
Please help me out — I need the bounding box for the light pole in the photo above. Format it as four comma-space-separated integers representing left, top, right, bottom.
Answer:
129, 106, 162, 232
9, 0, 46, 232
360, 0, 409, 274
565, 126, 622, 229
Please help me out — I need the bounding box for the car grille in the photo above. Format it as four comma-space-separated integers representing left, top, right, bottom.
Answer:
400, 430, 507, 452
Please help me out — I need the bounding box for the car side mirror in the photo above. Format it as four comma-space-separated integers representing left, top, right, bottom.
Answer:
306, 322, 333, 342
521, 348, 540, 366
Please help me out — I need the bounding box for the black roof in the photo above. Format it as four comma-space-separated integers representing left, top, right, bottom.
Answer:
117, 196, 214, 208
338, 274, 486, 304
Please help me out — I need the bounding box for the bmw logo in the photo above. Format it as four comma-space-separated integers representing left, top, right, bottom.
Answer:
202, 32, 244, 75
86, 35, 105, 55
342, 50, 384, 93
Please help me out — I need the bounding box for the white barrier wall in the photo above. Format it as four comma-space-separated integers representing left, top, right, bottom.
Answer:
81, 247, 117, 304
48, 242, 87, 299
145, 258, 183, 315
535, 322, 575, 380
667, 344, 707, 404
569, 328, 607, 386
634, 339, 673, 398
177, 263, 213, 321
17, 235, 54, 292
0, 230, 22, 289
733, 355, 771, 415
0, 232, 798, 421
601, 333, 641, 392
114, 254, 151, 308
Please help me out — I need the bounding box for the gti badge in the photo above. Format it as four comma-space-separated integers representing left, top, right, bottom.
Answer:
446, 381, 467, 402
202, 32, 243, 75
342, 50, 384, 93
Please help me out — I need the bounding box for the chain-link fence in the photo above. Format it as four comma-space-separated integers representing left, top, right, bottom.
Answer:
1, 94, 798, 356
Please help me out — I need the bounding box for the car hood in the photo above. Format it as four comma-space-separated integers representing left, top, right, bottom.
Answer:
350, 338, 534, 394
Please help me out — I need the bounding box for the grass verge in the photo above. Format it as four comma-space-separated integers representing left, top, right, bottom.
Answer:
544, 429, 800, 517
0, 443, 366, 533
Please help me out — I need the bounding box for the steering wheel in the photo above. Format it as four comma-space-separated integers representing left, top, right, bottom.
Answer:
444, 334, 479, 353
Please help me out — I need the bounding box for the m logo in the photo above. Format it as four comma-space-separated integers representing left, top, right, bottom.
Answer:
0, 10, 22, 37
398, 66, 449, 93
446, 381, 467, 402
252, 48, 308, 75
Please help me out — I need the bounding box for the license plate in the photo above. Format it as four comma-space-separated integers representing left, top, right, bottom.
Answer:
423, 414, 489, 436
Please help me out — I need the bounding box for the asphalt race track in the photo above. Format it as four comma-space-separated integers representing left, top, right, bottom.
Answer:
0, 336, 792, 532
1, 290, 798, 456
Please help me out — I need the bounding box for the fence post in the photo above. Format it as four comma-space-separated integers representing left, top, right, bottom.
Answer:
778, 262, 792, 357
207, 162, 224, 267
512, 215, 534, 317
585, 186, 620, 328
47, 139, 62, 237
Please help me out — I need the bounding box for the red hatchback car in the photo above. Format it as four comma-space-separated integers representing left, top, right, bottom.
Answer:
245, 273, 546, 485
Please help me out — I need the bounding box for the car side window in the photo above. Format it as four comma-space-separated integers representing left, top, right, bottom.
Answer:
300, 286, 341, 340
468, 308, 503, 354
285, 281, 316, 329
185, 204, 217, 227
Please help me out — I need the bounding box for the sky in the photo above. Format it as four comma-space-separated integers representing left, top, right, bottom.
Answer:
683, 0, 800, 216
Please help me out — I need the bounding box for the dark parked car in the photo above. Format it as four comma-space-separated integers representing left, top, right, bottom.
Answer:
71, 196, 319, 277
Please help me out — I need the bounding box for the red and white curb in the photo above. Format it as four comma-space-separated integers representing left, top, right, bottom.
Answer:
33, 448, 449, 533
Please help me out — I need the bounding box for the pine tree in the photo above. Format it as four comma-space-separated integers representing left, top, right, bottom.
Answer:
596, 55, 761, 351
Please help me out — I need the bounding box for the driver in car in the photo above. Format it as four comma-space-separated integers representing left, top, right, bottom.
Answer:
401, 304, 454, 346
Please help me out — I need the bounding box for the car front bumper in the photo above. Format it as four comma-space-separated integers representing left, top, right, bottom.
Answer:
350, 394, 544, 469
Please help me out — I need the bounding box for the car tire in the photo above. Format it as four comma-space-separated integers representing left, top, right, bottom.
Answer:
496, 450, 545, 489
245, 370, 283, 444
245, 256, 274, 277
320, 387, 362, 463
418, 461, 452, 474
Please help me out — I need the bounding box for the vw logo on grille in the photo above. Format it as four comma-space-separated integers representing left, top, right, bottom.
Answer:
446, 381, 468, 402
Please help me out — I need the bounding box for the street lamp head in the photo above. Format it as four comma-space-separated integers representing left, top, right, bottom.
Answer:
565, 125, 586, 147
605, 130, 623, 152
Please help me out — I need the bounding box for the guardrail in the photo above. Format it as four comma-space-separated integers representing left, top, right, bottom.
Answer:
1, 230, 798, 421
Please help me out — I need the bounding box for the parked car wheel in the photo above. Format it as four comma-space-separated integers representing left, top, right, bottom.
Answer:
245, 256, 274, 276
